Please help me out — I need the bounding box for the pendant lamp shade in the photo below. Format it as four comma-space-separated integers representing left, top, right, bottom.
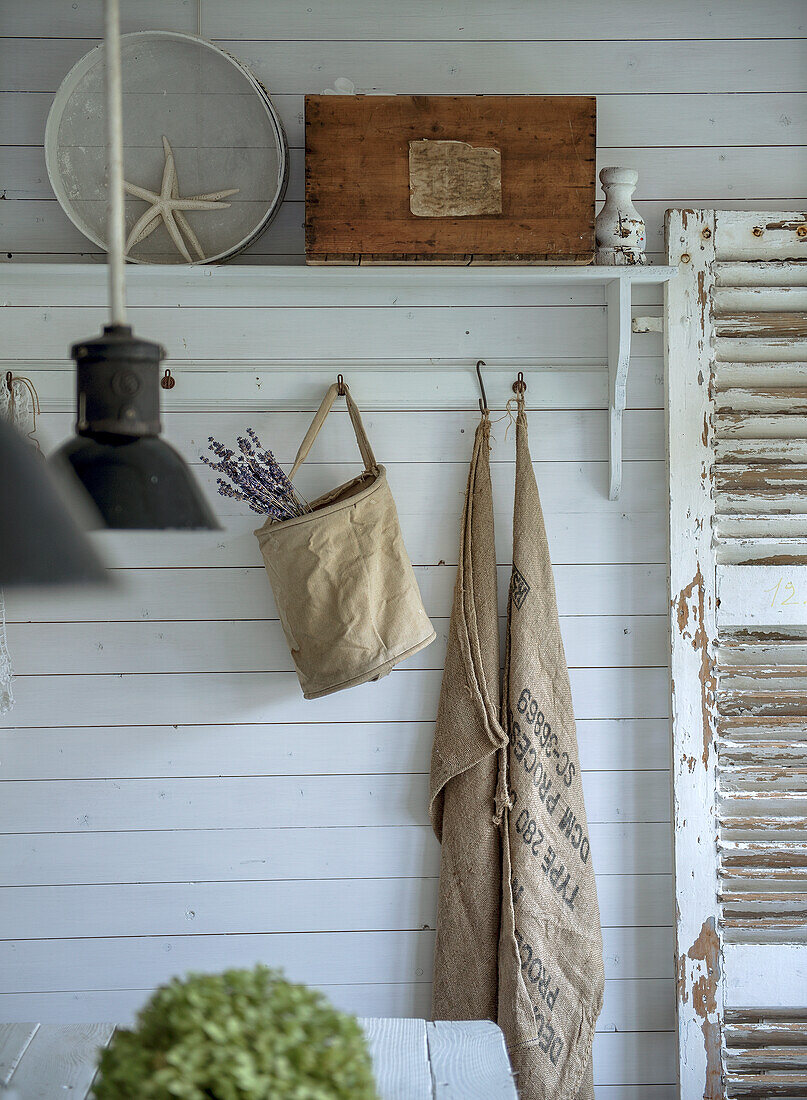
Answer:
55, 435, 218, 530
51, 325, 218, 530
0, 417, 107, 586
50, 0, 218, 532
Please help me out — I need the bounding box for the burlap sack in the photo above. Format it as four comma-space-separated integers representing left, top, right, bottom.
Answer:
256, 383, 435, 700
430, 399, 604, 1100
429, 415, 508, 1023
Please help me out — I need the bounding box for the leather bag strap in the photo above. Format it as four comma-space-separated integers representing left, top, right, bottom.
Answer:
289, 382, 377, 481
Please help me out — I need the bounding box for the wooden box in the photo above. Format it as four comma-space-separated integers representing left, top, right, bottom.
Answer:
305, 95, 596, 265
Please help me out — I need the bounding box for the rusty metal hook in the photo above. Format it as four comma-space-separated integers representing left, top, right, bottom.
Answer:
475, 360, 488, 414
512, 371, 527, 396
160, 368, 175, 390
336, 373, 346, 396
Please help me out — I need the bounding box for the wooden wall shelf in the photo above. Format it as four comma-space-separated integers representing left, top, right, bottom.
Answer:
0, 262, 677, 499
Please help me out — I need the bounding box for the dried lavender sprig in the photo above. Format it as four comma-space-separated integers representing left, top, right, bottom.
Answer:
238, 450, 292, 499
233, 446, 309, 515
206, 457, 300, 519
202, 431, 311, 519
201, 454, 280, 514
215, 477, 287, 519
243, 441, 310, 514
245, 429, 300, 498
214, 478, 267, 515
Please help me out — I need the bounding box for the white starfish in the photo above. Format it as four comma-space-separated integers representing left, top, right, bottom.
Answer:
123, 136, 239, 262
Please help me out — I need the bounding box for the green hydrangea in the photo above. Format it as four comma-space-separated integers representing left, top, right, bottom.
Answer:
93, 966, 378, 1100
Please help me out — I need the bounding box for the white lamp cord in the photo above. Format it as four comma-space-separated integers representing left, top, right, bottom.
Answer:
104, 0, 128, 326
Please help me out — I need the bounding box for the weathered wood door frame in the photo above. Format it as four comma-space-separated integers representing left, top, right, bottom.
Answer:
666, 208, 807, 1100
666, 209, 723, 1100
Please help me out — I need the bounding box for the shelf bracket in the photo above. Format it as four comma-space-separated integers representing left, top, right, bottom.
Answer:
606, 277, 633, 501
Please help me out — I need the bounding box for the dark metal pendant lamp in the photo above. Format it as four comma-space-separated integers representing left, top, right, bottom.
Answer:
51, 0, 218, 531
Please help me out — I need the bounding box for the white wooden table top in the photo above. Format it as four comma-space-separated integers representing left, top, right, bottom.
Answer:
0, 1019, 518, 1099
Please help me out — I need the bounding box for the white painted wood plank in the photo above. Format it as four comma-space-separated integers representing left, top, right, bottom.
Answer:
0, 931, 438, 993
3, 359, 666, 412
0, 86, 793, 155
5, 616, 667, 674
724, 945, 807, 1007
0, 1, 197, 36
0, 717, 670, 779
31, 409, 665, 466
588, 1091, 676, 1100
0, 667, 670, 728
140, 459, 666, 520
66, 512, 668, 567
4, 511, 664, 570
598, 94, 807, 147
4, 564, 668, 624
427, 1020, 517, 1099
0, 879, 443, 940
0, 927, 673, 992
593, 1033, 677, 1086
0, 985, 435, 1027
0, 1024, 39, 1086
0, 825, 443, 886
0, 262, 674, 296
359, 1018, 432, 1100
0, 822, 671, 887
0, 874, 672, 940
2, 38, 804, 94
214, 0, 798, 41
5, 1024, 113, 1100
3, 1, 803, 40
0, 768, 670, 832
0, 305, 641, 361
0, 263, 663, 309
0, 978, 674, 1033
718, 564, 807, 627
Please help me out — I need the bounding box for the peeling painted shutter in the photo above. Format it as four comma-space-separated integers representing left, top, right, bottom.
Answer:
666, 209, 807, 1100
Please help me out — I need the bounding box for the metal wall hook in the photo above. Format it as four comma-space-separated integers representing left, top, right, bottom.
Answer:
336, 373, 347, 396
5, 371, 13, 395
160, 368, 175, 390
512, 371, 527, 396
475, 360, 488, 413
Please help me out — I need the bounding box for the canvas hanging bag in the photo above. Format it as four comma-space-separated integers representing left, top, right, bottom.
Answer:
255, 381, 435, 700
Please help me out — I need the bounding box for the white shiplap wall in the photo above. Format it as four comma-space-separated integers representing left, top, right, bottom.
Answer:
1, 3, 805, 1097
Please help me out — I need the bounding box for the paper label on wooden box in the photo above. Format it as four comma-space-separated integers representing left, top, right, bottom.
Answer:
408, 139, 502, 218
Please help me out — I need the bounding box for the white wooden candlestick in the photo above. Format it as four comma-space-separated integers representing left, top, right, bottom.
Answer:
595, 167, 647, 266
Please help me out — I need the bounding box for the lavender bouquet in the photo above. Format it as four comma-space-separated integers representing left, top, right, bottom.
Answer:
201, 428, 310, 521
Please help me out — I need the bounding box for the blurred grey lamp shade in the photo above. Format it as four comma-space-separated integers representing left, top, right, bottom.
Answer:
51, 324, 219, 530
0, 416, 106, 586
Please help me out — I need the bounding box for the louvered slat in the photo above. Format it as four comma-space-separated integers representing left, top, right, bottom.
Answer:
725, 1011, 807, 1098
